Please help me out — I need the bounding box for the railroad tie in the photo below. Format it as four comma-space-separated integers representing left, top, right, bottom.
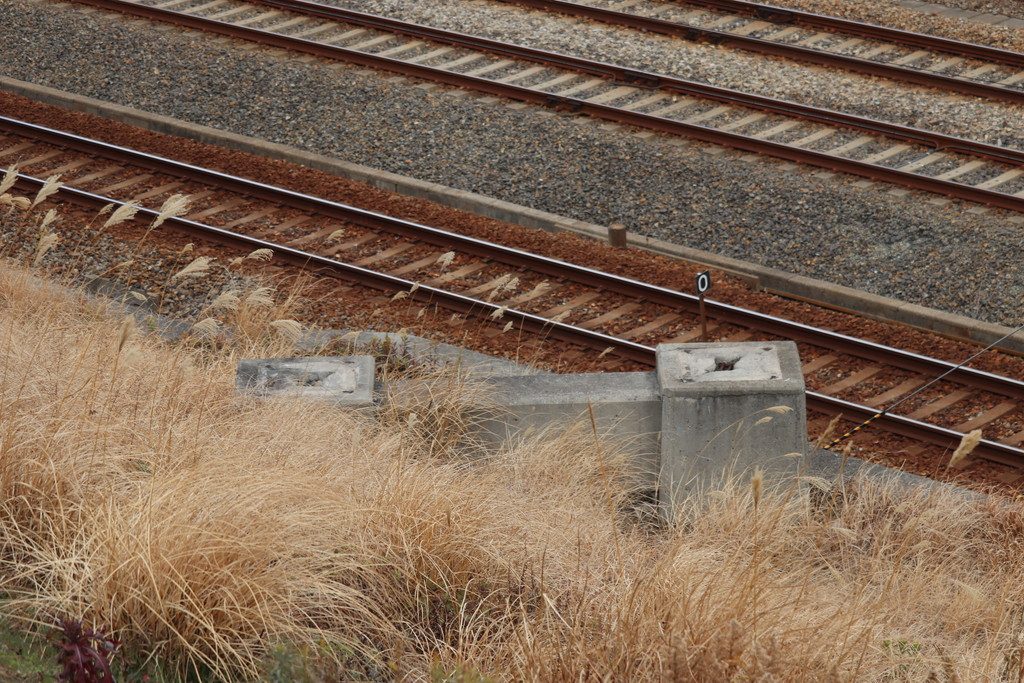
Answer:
539, 291, 601, 318
0, 142, 35, 159
496, 66, 546, 85
864, 377, 925, 408
377, 41, 424, 58
977, 168, 1023, 190
131, 181, 183, 202
952, 402, 1018, 433
388, 253, 442, 276
892, 50, 930, 66
578, 303, 642, 330
820, 366, 883, 395
825, 136, 877, 156
408, 47, 457, 66
94, 174, 155, 196
934, 159, 986, 181
585, 86, 638, 105
801, 354, 837, 375
67, 165, 122, 186
290, 22, 335, 40
907, 389, 972, 420
667, 322, 720, 343
682, 105, 733, 125
728, 20, 772, 37
17, 150, 63, 168
231, 10, 280, 27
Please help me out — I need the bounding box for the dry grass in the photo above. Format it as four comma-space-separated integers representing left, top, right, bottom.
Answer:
0, 203, 1024, 680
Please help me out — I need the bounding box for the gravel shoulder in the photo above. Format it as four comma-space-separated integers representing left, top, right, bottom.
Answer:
314, 0, 1024, 150
1, 0, 1022, 327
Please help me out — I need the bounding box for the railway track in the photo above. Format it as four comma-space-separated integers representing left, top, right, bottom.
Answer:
4, 114, 1024, 468
63, 0, 1024, 215
499, 0, 1024, 105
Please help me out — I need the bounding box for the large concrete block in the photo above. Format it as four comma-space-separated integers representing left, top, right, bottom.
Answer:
475, 372, 662, 485
236, 356, 375, 406
657, 342, 807, 507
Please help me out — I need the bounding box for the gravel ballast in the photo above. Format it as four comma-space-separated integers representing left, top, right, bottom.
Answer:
0, 0, 1022, 327
304, 0, 1024, 151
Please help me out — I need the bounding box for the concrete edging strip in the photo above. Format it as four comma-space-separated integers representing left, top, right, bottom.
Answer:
3, 75, 1021, 354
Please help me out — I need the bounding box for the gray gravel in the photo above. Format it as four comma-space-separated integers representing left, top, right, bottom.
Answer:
314, 0, 1024, 150
1, 0, 1022, 327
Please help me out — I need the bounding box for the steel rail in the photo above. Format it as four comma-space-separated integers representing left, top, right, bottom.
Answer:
5, 114, 1023, 404
231, 0, 1024, 168
13, 171, 1024, 465
661, 0, 1024, 68
496, 0, 1024, 105
66, 0, 1024, 216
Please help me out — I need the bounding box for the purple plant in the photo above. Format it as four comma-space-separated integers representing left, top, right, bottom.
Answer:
54, 618, 119, 683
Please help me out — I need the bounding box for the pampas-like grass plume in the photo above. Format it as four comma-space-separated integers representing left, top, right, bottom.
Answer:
948, 429, 983, 470
151, 193, 191, 228
39, 208, 59, 232
0, 165, 17, 195
752, 467, 764, 510
598, 346, 615, 358
30, 174, 62, 209
171, 256, 213, 281
103, 202, 140, 230
391, 291, 408, 302
115, 316, 134, 355
1, 196, 31, 211
327, 229, 346, 240
244, 287, 275, 308
246, 248, 273, 262
502, 321, 514, 333
190, 317, 221, 337
436, 251, 456, 270
32, 232, 58, 267
816, 414, 843, 448
209, 289, 241, 313
269, 319, 304, 342
766, 405, 794, 415
489, 306, 507, 320
128, 291, 147, 304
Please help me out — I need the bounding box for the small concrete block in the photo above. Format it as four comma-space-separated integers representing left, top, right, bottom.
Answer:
967, 206, 989, 214
888, 188, 910, 196
853, 180, 874, 188
236, 356, 375, 406
657, 342, 807, 510
475, 372, 662, 484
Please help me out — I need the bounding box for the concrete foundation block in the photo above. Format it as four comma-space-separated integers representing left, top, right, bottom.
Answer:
475, 372, 662, 485
236, 356, 375, 406
656, 342, 807, 507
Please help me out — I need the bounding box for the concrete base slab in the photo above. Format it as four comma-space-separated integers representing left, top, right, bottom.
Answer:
657, 341, 807, 509
236, 356, 374, 406
475, 371, 662, 484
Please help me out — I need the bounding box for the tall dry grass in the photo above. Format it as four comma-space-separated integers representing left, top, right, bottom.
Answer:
0, 198, 1023, 680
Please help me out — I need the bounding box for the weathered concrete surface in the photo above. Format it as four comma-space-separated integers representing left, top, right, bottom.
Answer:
236, 356, 375, 406
475, 371, 662, 483
301, 329, 544, 377
657, 342, 807, 507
